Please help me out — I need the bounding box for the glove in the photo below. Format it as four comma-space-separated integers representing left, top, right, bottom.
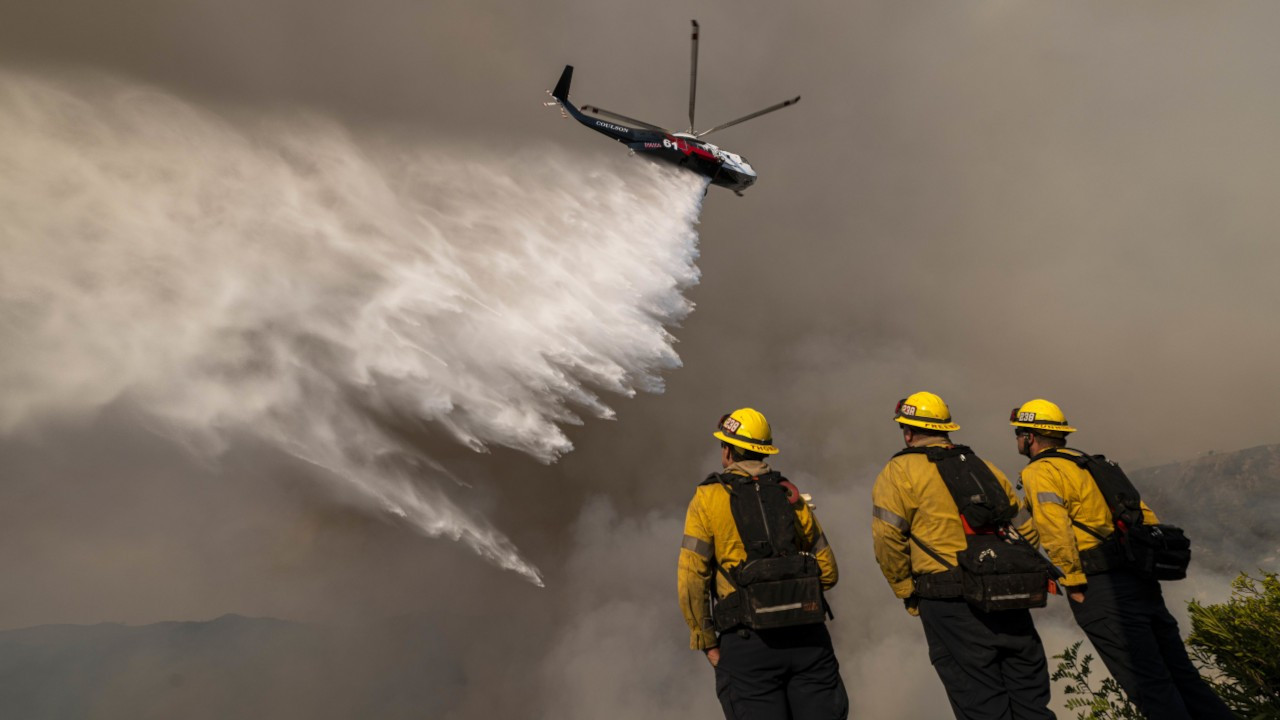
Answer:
904, 596, 920, 617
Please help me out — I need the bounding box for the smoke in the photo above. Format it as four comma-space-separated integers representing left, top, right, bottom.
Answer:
0, 70, 708, 585
538, 498, 717, 718
4, 1, 1280, 718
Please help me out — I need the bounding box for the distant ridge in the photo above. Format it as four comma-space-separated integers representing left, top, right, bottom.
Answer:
0, 613, 458, 720
1132, 443, 1280, 573
0, 612, 297, 637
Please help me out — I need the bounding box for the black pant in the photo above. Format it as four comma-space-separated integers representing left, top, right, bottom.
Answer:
1070, 572, 1236, 720
918, 598, 1054, 720
714, 624, 848, 720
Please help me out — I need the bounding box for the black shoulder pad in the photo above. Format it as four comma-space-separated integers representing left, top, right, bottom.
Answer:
754, 470, 784, 484
1044, 448, 1144, 525
1035, 448, 1091, 467
699, 472, 726, 486
892, 444, 970, 462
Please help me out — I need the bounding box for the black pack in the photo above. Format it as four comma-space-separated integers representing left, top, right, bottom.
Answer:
896, 445, 1018, 530
1037, 449, 1191, 581
701, 471, 827, 631
897, 445, 1055, 612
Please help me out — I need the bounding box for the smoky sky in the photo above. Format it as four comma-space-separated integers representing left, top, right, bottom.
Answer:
2, 1, 1279, 718
5, 1, 1278, 461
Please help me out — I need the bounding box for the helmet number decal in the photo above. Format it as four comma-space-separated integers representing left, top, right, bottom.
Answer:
722, 416, 742, 433
1017, 411, 1037, 423
899, 404, 917, 417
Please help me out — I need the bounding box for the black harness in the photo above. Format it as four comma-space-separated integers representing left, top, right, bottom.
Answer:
1035, 449, 1190, 581
895, 445, 1055, 611
701, 471, 828, 632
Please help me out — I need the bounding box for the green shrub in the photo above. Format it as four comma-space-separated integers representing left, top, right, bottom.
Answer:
1187, 572, 1280, 720
1051, 640, 1141, 720
1052, 572, 1280, 719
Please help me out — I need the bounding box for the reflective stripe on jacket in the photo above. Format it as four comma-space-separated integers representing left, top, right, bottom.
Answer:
871, 441, 1037, 599
677, 460, 838, 650
1020, 448, 1158, 587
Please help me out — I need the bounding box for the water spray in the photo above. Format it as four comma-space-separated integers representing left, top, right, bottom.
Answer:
0, 71, 709, 585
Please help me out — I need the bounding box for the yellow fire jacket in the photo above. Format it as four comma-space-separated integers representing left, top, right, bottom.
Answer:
677, 460, 838, 650
1020, 448, 1158, 588
871, 441, 1038, 600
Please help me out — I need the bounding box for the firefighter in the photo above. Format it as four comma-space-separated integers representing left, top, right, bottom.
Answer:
1012, 398, 1236, 720
678, 408, 848, 720
872, 391, 1054, 720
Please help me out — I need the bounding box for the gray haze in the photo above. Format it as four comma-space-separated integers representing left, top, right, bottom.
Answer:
3, 1, 1279, 718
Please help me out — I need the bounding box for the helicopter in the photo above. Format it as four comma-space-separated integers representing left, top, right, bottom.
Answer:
546, 20, 800, 196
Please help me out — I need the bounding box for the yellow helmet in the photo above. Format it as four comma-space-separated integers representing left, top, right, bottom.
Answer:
894, 391, 960, 432
713, 407, 779, 455
1009, 398, 1077, 436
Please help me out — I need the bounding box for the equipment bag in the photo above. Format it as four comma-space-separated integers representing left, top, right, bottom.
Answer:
955, 533, 1052, 612
702, 471, 827, 631
1037, 449, 1191, 581
896, 446, 1054, 612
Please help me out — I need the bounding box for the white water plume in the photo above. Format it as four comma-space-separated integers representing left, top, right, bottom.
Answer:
0, 71, 708, 585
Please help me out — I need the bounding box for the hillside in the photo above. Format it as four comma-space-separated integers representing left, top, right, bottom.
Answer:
0, 614, 458, 720
1132, 444, 1280, 573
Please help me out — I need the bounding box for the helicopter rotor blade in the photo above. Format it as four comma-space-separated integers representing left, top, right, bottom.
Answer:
579, 105, 670, 133
688, 19, 699, 133
696, 96, 801, 138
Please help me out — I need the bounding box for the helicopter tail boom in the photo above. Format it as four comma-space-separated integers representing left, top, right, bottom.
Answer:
548, 65, 666, 146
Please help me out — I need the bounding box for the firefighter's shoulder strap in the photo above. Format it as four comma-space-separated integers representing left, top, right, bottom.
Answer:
700, 471, 727, 486
1035, 448, 1146, 531
893, 444, 1017, 529
696, 469, 799, 577
893, 444, 963, 461
886, 446, 959, 571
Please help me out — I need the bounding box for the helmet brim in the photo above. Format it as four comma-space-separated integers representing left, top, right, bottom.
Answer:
713, 430, 779, 455
1009, 421, 1077, 434
895, 417, 960, 432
